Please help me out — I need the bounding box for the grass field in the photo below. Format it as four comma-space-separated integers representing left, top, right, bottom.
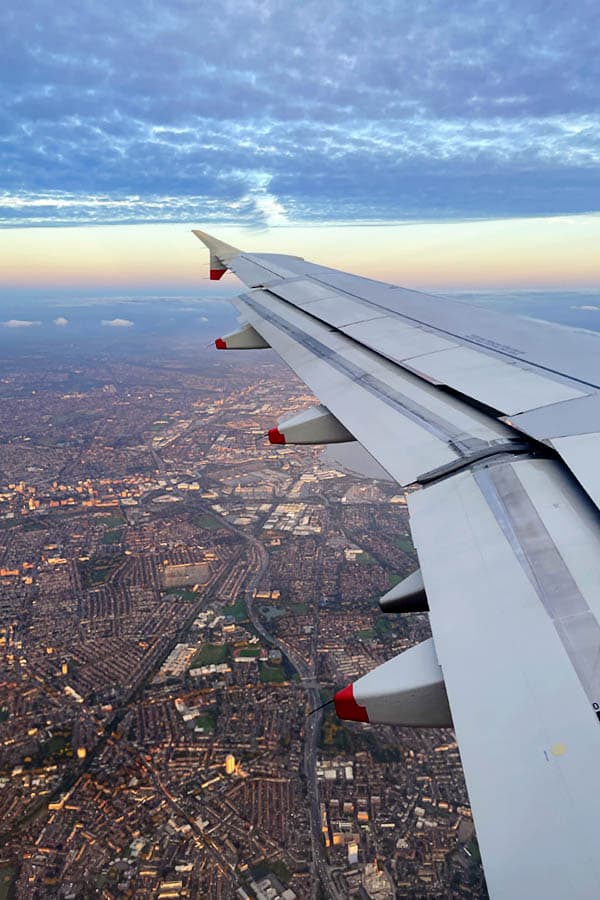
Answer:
191, 644, 229, 667
374, 617, 392, 636
97, 512, 125, 528
320, 707, 353, 752
259, 663, 286, 683
355, 551, 377, 566
227, 597, 247, 619
238, 647, 261, 659
391, 535, 414, 554
287, 601, 309, 616
163, 587, 197, 601
195, 513, 221, 531
80, 553, 122, 588
83, 563, 118, 587
194, 712, 216, 733
355, 628, 376, 640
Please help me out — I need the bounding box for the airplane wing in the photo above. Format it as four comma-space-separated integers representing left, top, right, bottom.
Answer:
193, 229, 600, 899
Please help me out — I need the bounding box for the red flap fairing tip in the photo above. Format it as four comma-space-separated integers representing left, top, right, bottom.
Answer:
334, 684, 369, 722
268, 427, 286, 445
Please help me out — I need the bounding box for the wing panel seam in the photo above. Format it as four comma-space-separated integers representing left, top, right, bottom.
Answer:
474, 463, 600, 722
240, 292, 478, 452
264, 277, 600, 392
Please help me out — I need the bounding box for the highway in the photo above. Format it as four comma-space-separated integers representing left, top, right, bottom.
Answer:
237, 530, 343, 900
159, 487, 343, 898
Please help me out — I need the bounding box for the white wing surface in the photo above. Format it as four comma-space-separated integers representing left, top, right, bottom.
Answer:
194, 229, 600, 899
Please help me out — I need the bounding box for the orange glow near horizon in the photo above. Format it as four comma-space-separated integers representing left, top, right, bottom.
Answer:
1, 215, 600, 295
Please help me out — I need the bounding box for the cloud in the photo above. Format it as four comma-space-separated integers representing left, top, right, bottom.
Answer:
101, 317, 134, 327
53, 316, 68, 326
571, 304, 600, 311
1, 0, 600, 226
2, 318, 41, 327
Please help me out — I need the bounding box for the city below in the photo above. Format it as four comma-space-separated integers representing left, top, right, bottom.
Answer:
0, 336, 487, 899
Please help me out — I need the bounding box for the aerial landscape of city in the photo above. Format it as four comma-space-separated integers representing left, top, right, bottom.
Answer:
0, 317, 487, 898
2, 0, 600, 895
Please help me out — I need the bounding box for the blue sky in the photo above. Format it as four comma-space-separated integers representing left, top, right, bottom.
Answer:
2, 0, 600, 229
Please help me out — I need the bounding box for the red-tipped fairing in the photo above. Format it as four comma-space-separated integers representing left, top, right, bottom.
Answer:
214, 324, 270, 350
268, 427, 286, 445
334, 684, 369, 722
267, 404, 354, 446
333, 639, 451, 727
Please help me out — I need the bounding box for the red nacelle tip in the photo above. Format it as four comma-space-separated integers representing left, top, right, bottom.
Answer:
210, 268, 226, 281
215, 338, 227, 350
334, 684, 369, 722
268, 427, 286, 445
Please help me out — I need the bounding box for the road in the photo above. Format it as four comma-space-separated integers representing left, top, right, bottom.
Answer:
226, 522, 343, 900
142, 465, 343, 898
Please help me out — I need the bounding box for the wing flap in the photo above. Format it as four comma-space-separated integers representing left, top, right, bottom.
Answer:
550, 432, 600, 513
405, 345, 583, 414
409, 457, 600, 899
264, 277, 589, 417
236, 288, 514, 486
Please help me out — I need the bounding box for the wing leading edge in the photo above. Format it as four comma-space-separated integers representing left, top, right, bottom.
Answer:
194, 229, 600, 899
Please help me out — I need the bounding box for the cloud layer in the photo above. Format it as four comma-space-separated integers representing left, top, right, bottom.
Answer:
2, 0, 599, 226
2, 318, 41, 328
101, 318, 134, 327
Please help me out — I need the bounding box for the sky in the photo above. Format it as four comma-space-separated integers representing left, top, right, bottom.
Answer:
1, 0, 600, 299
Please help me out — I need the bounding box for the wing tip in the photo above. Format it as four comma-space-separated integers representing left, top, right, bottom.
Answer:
192, 228, 241, 281
191, 228, 241, 261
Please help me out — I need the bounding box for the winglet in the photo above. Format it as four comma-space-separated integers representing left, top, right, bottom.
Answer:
192, 229, 241, 280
